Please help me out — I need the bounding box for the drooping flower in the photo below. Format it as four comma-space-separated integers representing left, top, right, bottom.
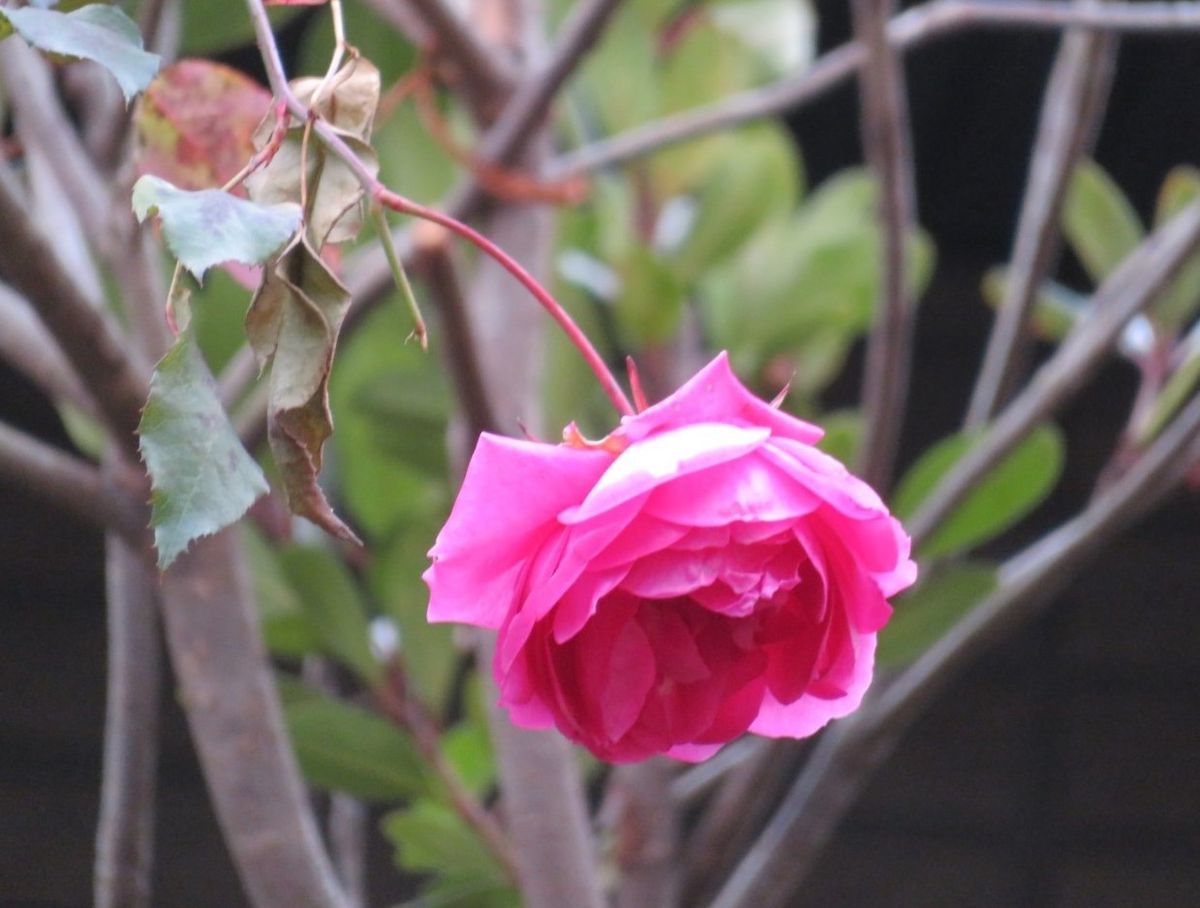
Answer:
424, 353, 916, 762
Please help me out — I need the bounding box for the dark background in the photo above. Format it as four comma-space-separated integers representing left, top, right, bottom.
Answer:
3, 3, 1198, 905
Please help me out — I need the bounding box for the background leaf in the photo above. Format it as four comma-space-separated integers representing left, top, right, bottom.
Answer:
877, 563, 998, 667
285, 697, 430, 801
893, 424, 1066, 561
1063, 159, 1144, 283
138, 325, 268, 569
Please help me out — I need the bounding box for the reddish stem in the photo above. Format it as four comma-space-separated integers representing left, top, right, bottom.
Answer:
374, 186, 634, 417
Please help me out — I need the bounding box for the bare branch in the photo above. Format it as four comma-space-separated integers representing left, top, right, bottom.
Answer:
363, 0, 515, 119
966, 6, 1118, 426
95, 531, 162, 908
159, 530, 351, 908
909, 198, 1200, 546
852, 0, 919, 493
0, 284, 99, 418
0, 174, 149, 459
328, 795, 367, 908
710, 384, 1200, 908
0, 422, 145, 542
550, 0, 1200, 177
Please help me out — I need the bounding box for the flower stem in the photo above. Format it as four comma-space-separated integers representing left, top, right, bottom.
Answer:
374, 186, 634, 417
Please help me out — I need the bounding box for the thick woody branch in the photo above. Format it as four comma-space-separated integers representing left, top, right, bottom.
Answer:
95, 532, 162, 908
711, 385, 1200, 908
0, 176, 149, 459
966, 5, 1118, 426
852, 0, 919, 494
909, 198, 1200, 546
158, 530, 350, 908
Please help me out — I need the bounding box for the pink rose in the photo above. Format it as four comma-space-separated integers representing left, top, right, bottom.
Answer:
424, 353, 916, 763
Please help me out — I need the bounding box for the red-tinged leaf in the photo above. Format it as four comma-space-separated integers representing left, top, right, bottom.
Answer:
135, 59, 272, 192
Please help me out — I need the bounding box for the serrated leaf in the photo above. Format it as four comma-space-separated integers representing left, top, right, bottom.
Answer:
249, 236, 359, 544
878, 563, 998, 667
285, 698, 430, 801
135, 59, 272, 191
132, 175, 301, 280
893, 424, 1065, 561
1063, 159, 1144, 284
246, 57, 380, 247
138, 322, 268, 569
0, 5, 160, 102
280, 543, 379, 682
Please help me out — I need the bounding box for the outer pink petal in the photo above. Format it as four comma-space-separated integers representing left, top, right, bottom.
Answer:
560, 422, 770, 525
666, 741, 725, 762
425, 433, 612, 627
620, 351, 823, 446
749, 632, 876, 739
645, 452, 821, 526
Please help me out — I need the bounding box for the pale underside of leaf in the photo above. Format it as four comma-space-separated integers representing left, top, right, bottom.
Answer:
0, 5, 161, 102
132, 175, 301, 280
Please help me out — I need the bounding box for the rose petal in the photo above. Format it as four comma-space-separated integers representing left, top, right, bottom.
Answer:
749, 632, 875, 739
425, 434, 612, 627
645, 452, 821, 527
551, 567, 631, 643
666, 741, 725, 762
620, 351, 823, 446
560, 422, 770, 525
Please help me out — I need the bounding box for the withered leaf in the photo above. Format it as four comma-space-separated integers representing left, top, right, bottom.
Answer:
245, 57, 381, 248
248, 236, 360, 544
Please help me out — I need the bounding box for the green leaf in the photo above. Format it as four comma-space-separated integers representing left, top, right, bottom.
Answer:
671, 124, 801, 280
383, 802, 518, 907
614, 247, 686, 346
285, 697, 430, 801
877, 563, 998, 667
0, 5, 160, 102
1139, 336, 1200, 443
893, 424, 1065, 561
815, 409, 861, 466
242, 527, 322, 658
1063, 159, 1144, 284
132, 175, 301, 281
1151, 165, 1200, 329
138, 323, 268, 569
280, 543, 379, 682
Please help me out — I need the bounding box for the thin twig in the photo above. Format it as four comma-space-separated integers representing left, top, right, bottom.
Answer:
549, 0, 1200, 178
710, 386, 1200, 908
159, 530, 351, 908
909, 198, 1200, 546
95, 530, 162, 908
375, 666, 521, 885
0, 421, 146, 543
328, 795, 367, 908
853, 0, 919, 494
365, 0, 514, 119
966, 4, 1118, 426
